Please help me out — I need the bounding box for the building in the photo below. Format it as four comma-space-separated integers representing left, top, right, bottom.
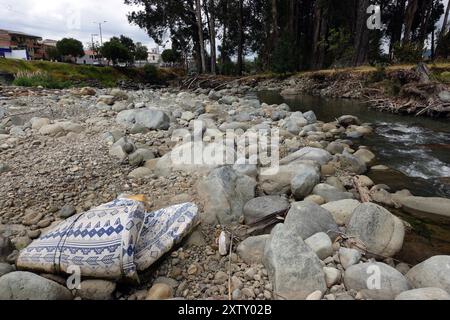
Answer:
35, 39, 58, 60
75, 50, 100, 65
147, 47, 161, 65
0, 29, 43, 60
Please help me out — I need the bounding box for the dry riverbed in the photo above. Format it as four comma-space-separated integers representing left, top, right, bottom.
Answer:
0, 84, 449, 300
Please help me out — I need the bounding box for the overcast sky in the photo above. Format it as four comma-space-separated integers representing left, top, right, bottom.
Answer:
1, 0, 449, 52
0, 0, 161, 49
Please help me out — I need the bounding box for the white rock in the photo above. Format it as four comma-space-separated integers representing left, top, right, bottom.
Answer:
305, 232, 333, 260
339, 247, 362, 269
323, 267, 341, 288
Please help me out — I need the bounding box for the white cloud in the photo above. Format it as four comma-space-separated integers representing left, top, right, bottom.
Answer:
0, 0, 159, 49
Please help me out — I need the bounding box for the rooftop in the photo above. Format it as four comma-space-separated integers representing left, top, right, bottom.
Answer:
0, 29, 42, 39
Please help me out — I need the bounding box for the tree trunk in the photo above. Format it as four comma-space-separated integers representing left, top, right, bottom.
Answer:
195, 0, 207, 73
221, 0, 229, 66
353, 0, 370, 66
436, 0, 450, 57
237, 0, 244, 75
440, 0, 450, 37
208, 0, 217, 74
312, 2, 328, 70
389, 0, 407, 55
403, 0, 419, 44
272, 0, 279, 43
417, 0, 433, 47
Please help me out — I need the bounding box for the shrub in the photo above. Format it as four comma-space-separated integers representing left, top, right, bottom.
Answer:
393, 43, 424, 64
368, 65, 387, 83
142, 64, 159, 82
13, 71, 71, 89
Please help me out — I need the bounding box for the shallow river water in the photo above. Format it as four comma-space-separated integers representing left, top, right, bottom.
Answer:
257, 91, 450, 264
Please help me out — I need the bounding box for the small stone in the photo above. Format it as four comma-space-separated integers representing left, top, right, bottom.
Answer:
306, 290, 323, 300
339, 247, 362, 269
59, 205, 76, 219
214, 271, 228, 283
304, 232, 333, 260
323, 267, 341, 288
146, 283, 173, 300
241, 288, 256, 299
78, 280, 116, 300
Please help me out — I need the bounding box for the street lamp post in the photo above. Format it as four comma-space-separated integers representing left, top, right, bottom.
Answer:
93, 21, 107, 46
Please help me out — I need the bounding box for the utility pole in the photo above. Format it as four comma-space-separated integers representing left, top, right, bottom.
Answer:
93, 21, 107, 46
91, 34, 99, 63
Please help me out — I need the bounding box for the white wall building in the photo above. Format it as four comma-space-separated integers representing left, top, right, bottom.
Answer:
147, 47, 161, 65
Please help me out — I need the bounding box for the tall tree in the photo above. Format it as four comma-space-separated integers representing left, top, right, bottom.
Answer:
237, 0, 245, 75
403, 0, 419, 44
353, 0, 370, 66
195, 0, 207, 73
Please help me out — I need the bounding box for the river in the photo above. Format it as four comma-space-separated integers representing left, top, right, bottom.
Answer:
257, 91, 450, 264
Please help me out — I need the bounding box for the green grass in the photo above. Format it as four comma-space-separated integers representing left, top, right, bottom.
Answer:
0, 59, 185, 88
13, 70, 72, 89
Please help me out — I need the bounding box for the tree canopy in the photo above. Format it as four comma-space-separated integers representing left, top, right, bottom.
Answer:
100, 38, 132, 65
125, 0, 449, 74
56, 38, 84, 58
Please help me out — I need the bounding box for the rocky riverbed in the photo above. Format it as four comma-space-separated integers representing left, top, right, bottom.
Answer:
0, 84, 449, 300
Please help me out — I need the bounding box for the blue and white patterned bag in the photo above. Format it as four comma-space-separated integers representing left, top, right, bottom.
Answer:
17, 199, 199, 281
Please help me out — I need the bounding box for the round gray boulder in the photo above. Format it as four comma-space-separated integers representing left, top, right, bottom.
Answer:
243, 196, 290, 225
347, 203, 405, 257
0, 271, 73, 300
406, 256, 450, 293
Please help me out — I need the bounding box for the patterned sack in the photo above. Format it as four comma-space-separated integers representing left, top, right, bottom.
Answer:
17, 199, 198, 281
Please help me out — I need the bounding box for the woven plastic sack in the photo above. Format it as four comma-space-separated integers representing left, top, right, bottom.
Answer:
17, 199, 198, 281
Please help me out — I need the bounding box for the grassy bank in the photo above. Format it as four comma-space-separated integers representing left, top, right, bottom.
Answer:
0, 59, 183, 88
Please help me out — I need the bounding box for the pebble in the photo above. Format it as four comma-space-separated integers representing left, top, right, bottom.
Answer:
146, 283, 173, 300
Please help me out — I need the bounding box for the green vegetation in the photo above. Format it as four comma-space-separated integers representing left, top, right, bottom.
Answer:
12, 71, 71, 89
56, 38, 85, 60
0, 58, 184, 88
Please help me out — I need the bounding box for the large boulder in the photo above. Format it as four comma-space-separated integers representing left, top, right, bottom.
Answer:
260, 163, 320, 195
347, 203, 405, 257
197, 166, 256, 225
280, 147, 332, 166
0, 271, 73, 300
116, 109, 170, 131
340, 153, 367, 174
264, 224, 327, 300
283, 201, 339, 241
406, 256, 450, 293
354, 149, 376, 166
344, 262, 410, 300
395, 288, 450, 300
291, 167, 321, 200
321, 199, 361, 226
312, 184, 354, 203
155, 141, 236, 176
338, 115, 361, 127
398, 197, 450, 224
243, 196, 290, 225
237, 235, 270, 265
39, 123, 64, 136
30, 117, 50, 130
